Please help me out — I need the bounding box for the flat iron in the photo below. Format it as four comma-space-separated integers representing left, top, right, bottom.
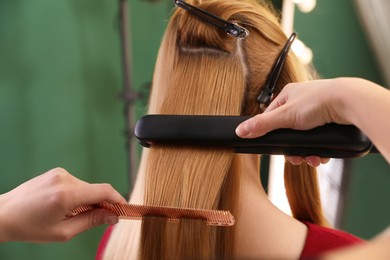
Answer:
134, 114, 375, 158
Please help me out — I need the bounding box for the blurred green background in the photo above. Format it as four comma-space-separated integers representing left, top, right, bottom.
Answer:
0, 0, 388, 259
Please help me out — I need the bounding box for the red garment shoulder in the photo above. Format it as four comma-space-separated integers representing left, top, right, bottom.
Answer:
96, 225, 115, 260
300, 221, 364, 259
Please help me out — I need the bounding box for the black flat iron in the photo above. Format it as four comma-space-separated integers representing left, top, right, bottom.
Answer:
134, 115, 374, 158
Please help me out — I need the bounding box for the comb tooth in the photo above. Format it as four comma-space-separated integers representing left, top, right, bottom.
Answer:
168, 218, 180, 223
117, 204, 127, 216
121, 204, 130, 215
75, 205, 91, 213
105, 203, 116, 214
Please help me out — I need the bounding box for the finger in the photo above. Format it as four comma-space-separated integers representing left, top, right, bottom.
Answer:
236, 107, 290, 138
236, 87, 292, 138
304, 156, 322, 167
72, 183, 127, 207
264, 90, 289, 113
285, 156, 304, 165
58, 209, 119, 241
320, 158, 331, 164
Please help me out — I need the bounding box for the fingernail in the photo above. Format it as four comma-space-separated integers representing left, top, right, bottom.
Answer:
236, 124, 250, 137
306, 161, 318, 168
292, 158, 304, 165
105, 215, 119, 225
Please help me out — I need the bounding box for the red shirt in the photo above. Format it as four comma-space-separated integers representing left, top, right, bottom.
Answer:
300, 221, 364, 259
96, 225, 114, 260
96, 222, 364, 259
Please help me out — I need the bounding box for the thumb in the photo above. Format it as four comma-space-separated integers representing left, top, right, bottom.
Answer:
64, 209, 119, 238
236, 108, 289, 138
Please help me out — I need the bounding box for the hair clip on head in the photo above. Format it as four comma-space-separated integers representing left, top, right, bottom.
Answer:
174, 0, 249, 40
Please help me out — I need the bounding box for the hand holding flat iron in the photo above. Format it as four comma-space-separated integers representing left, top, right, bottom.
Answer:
236, 77, 390, 165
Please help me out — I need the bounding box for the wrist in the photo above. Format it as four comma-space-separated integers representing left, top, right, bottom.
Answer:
326, 77, 365, 125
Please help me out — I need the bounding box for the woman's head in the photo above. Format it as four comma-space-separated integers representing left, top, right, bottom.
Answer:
103, 1, 324, 259
151, 0, 310, 116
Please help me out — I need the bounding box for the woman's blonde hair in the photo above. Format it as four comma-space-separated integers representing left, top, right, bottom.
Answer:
104, 0, 326, 259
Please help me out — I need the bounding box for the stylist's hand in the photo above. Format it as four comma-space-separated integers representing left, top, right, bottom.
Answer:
236, 80, 345, 166
0, 167, 126, 243
322, 226, 390, 260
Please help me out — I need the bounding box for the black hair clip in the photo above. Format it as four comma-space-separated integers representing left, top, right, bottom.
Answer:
257, 33, 297, 110
174, 0, 249, 39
